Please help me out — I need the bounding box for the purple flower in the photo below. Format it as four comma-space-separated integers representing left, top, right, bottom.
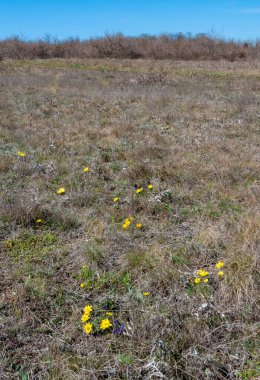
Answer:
113, 322, 125, 334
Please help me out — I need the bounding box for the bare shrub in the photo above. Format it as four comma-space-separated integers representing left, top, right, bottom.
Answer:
0, 33, 259, 61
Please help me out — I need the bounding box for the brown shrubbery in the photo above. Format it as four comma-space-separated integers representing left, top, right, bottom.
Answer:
0, 33, 259, 61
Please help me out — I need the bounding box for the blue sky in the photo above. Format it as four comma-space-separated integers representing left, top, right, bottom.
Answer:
0, 0, 259, 41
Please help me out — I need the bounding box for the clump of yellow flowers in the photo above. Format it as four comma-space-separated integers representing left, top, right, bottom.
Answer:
136, 187, 143, 194
113, 197, 119, 203
17, 151, 26, 157
194, 261, 225, 284
122, 216, 134, 230
80, 303, 114, 335
216, 261, 224, 277
81, 305, 93, 334
83, 166, 89, 173
197, 269, 209, 277
122, 217, 143, 231
194, 268, 209, 284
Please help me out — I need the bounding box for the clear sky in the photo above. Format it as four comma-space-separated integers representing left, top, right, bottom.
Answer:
0, 0, 259, 41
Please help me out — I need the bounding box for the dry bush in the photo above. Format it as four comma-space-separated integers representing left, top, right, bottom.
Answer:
0, 34, 259, 61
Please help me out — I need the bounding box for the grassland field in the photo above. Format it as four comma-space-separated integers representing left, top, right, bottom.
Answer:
0, 58, 259, 379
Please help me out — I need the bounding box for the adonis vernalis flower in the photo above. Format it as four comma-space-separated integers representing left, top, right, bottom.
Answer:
100, 318, 112, 330
216, 261, 224, 269
83, 323, 93, 334
57, 187, 65, 195
17, 151, 26, 157
197, 269, 209, 277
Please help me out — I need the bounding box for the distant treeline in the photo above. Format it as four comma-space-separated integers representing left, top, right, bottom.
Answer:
0, 33, 259, 61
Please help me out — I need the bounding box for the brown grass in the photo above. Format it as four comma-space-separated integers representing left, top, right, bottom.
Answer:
0, 58, 259, 379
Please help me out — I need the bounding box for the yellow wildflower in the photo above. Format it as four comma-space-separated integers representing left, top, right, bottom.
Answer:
17, 151, 26, 157
122, 219, 131, 229
81, 313, 90, 323
136, 188, 143, 194
82, 265, 87, 269
129, 216, 134, 221
113, 197, 119, 203
83, 322, 93, 334
194, 278, 201, 284
148, 184, 153, 190
100, 318, 112, 330
136, 223, 142, 229
217, 271, 224, 277
83, 167, 89, 173
57, 187, 65, 195
216, 261, 224, 269
83, 305, 93, 314
204, 279, 209, 283
197, 269, 209, 277
36, 219, 42, 223
106, 312, 113, 316
80, 283, 85, 288
143, 292, 150, 296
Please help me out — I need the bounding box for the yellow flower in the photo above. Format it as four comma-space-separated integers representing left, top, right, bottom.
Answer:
122, 219, 131, 229
148, 184, 153, 190
143, 292, 150, 296
216, 261, 224, 269
83, 167, 89, 173
217, 271, 224, 277
135, 223, 142, 229
83, 322, 93, 334
57, 187, 65, 195
17, 151, 26, 157
194, 278, 201, 284
129, 216, 134, 222
113, 197, 119, 203
82, 265, 87, 269
80, 283, 85, 288
204, 279, 209, 283
81, 313, 90, 323
136, 188, 143, 194
36, 219, 42, 223
106, 312, 113, 316
197, 269, 209, 277
100, 318, 112, 330
83, 305, 93, 314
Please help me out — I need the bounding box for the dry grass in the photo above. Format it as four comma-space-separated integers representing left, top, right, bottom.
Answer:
0, 58, 259, 380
